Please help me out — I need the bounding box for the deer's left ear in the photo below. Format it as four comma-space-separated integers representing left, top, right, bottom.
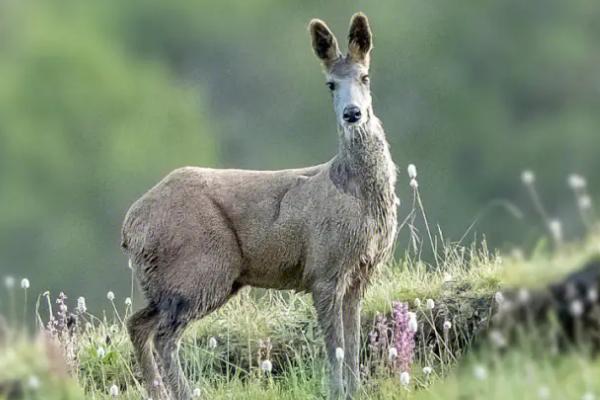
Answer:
347, 12, 372, 66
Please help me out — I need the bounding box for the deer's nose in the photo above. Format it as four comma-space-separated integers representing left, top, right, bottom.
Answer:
343, 106, 362, 123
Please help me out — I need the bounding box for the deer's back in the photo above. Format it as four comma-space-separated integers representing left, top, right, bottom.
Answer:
121, 164, 364, 290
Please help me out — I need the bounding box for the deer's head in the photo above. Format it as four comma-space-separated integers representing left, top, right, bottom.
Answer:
309, 13, 374, 130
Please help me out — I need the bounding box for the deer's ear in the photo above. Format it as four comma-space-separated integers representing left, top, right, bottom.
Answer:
347, 13, 372, 66
309, 19, 341, 68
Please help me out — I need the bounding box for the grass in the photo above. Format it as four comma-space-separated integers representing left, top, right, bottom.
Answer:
0, 231, 599, 399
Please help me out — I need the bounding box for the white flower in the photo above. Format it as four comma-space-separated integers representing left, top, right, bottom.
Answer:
208, 337, 218, 349
192, 388, 202, 398
489, 330, 507, 348
537, 386, 550, 399
77, 297, 87, 314
521, 170, 535, 185
128, 259, 134, 270
443, 273, 453, 283
20, 278, 30, 289
582, 392, 595, 400
388, 347, 398, 361
518, 288, 530, 304
443, 320, 452, 331
109, 384, 119, 397
494, 291, 505, 305
579, 195, 592, 211
4, 276, 15, 289
407, 164, 418, 179
261, 359, 273, 373
548, 219, 563, 243
568, 174, 587, 190
27, 375, 40, 390
473, 365, 487, 381
124, 297, 132, 307
426, 298, 435, 310
422, 366, 433, 375
97, 346, 106, 358
408, 312, 418, 332
400, 371, 410, 386
413, 298, 421, 308
587, 287, 598, 303
569, 300, 584, 317
409, 179, 419, 189
335, 347, 344, 363
107, 291, 115, 301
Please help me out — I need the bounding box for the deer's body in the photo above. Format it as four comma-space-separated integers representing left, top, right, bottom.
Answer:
123, 13, 398, 399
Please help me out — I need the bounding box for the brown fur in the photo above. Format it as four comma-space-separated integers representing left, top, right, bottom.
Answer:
122, 13, 397, 400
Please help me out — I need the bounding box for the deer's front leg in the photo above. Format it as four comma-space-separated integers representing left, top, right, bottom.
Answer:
312, 283, 345, 399
343, 283, 362, 399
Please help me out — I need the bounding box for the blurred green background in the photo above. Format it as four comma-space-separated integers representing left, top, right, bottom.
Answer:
0, 0, 598, 308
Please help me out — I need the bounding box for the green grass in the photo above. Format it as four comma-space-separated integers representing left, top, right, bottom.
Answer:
1, 234, 599, 399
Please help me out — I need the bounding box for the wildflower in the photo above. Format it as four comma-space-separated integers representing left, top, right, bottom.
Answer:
388, 347, 398, 361
568, 174, 587, 190
77, 297, 87, 314
97, 346, 106, 358
4, 276, 15, 289
569, 300, 584, 317
27, 375, 40, 390
494, 291, 505, 305
413, 298, 421, 308
443, 320, 452, 331
124, 297, 132, 307
107, 291, 115, 301
407, 164, 417, 179
473, 365, 488, 381
443, 273, 452, 283
109, 384, 119, 397
391, 302, 416, 373
521, 170, 535, 185
261, 359, 273, 373
128, 259, 133, 270
517, 288, 530, 304
489, 330, 507, 349
400, 371, 410, 387
582, 392, 595, 400
335, 347, 344, 363
208, 337, 218, 349
579, 195, 592, 211
426, 298, 435, 310
152, 379, 161, 388
409, 179, 419, 189
192, 388, 202, 398
422, 366, 433, 375
537, 386, 550, 399
548, 219, 563, 244
408, 312, 418, 332
20, 278, 30, 289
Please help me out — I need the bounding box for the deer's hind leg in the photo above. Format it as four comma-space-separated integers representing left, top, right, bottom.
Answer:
152, 245, 243, 400
127, 306, 169, 400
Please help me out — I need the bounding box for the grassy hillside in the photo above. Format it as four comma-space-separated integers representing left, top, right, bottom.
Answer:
1, 232, 599, 399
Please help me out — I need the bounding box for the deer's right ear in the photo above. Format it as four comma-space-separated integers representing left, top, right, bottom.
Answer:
309, 19, 341, 68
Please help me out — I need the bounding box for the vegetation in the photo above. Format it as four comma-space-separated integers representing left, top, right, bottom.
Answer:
1, 226, 599, 399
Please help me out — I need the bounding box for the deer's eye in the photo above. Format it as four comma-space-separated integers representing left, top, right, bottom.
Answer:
326, 81, 336, 91
361, 75, 370, 84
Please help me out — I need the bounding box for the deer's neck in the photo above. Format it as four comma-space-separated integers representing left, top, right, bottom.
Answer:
331, 117, 397, 205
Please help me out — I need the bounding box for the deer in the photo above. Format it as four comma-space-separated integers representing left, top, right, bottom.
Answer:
121, 12, 398, 400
